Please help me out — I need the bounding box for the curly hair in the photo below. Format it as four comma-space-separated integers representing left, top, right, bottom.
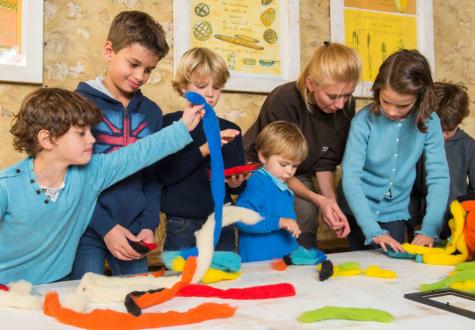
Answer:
10, 88, 102, 157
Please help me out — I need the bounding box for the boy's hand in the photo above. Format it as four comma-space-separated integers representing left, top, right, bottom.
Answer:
136, 228, 155, 243
104, 225, 142, 261
279, 218, 301, 238
373, 234, 405, 253
411, 234, 434, 247
225, 172, 251, 188
182, 102, 205, 131
199, 129, 241, 157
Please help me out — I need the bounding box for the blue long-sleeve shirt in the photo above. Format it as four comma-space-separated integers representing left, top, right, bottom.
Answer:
341, 106, 449, 244
0, 121, 191, 285
237, 169, 298, 262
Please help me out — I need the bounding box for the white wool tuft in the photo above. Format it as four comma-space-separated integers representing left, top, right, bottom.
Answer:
8, 280, 33, 294
0, 280, 42, 310
61, 293, 90, 313
192, 205, 262, 283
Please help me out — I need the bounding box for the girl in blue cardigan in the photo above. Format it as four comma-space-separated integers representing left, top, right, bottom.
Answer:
341, 50, 449, 253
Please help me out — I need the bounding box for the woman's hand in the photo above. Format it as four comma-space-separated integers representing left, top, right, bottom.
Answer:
225, 172, 251, 188
373, 234, 405, 253
318, 197, 350, 238
411, 234, 434, 247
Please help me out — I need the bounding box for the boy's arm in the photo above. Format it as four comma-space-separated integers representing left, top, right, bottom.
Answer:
418, 116, 450, 239
139, 164, 161, 232
236, 176, 281, 233
342, 117, 386, 244
88, 121, 192, 193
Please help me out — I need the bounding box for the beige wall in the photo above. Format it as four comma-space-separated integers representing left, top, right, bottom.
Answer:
0, 0, 474, 168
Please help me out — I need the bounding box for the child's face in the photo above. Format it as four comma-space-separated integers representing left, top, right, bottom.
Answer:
306, 79, 356, 113
443, 127, 457, 141
258, 153, 298, 183
103, 42, 160, 101
379, 87, 417, 121
183, 76, 222, 107
50, 126, 95, 165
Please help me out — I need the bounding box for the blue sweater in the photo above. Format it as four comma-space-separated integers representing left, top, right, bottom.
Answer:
0, 122, 191, 285
156, 111, 246, 219
342, 106, 449, 244
237, 169, 298, 262
76, 81, 162, 237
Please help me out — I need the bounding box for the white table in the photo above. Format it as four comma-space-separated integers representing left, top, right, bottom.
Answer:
2, 250, 473, 329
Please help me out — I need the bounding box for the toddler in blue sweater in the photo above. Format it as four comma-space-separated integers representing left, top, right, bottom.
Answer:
341, 50, 449, 253
0, 88, 202, 285
237, 121, 308, 262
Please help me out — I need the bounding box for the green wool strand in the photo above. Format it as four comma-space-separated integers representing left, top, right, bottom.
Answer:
454, 261, 475, 272
337, 261, 361, 271
297, 306, 394, 323
419, 270, 475, 291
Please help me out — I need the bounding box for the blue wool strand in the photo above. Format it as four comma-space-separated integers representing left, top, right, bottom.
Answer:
180, 91, 224, 258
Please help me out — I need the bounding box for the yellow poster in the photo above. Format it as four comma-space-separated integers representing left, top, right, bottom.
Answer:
190, 0, 281, 76
0, 0, 22, 52
344, 0, 417, 81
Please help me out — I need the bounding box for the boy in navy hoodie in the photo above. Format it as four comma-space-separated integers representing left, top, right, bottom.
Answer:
70, 11, 168, 278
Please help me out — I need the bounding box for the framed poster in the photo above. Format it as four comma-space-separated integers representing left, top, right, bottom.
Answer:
173, 0, 300, 93
330, 0, 434, 97
0, 0, 43, 83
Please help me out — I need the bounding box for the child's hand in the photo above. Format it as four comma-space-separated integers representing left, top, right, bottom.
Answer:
199, 129, 241, 157
411, 234, 434, 247
373, 234, 405, 253
220, 129, 240, 144
182, 101, 205, 131
279, 218, 301, 238
225, 172, 251, 188
104, 225, 142, 261
136, 228, 155, 244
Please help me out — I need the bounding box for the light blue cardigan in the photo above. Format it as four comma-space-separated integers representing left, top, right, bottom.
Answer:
342, 106, 449, 244
0, 121, 191, 285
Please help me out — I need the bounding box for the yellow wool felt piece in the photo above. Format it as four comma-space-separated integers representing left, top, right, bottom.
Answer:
402, 201, 469, 265
170, 256, 240, 283
364, 265, 397, 279
450, 280, 475, 291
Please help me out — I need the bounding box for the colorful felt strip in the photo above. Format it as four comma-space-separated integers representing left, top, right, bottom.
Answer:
177, 283, 296, 299
43, 292, 236, 330
180, 91, 224, 258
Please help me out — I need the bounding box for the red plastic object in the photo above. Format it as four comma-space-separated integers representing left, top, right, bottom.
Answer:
221, 163, 260, 178
142, 242, 158, 251
0, 284, 9, 291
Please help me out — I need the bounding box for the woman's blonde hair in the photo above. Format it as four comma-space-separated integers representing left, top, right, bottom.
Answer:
256, 121, 308, 163
296, 42, 361, 111
172, 47, 230, 95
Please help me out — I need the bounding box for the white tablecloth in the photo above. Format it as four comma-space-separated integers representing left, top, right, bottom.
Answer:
1, 250, 473, 329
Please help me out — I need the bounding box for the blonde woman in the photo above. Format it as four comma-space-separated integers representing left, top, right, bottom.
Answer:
244, 42, 361, 248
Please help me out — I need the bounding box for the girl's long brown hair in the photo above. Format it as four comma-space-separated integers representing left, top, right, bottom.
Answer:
370, 49, 435, 132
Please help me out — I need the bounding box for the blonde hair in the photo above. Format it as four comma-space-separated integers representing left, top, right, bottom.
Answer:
296, 42, 361, 111
172, 47, 230, 95
256, 121, 308, 163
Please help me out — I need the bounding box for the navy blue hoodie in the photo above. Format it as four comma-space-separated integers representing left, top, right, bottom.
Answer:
76, 81, 162, 237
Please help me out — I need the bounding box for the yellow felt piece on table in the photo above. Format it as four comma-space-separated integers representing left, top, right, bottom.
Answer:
170, 255, 240, 283
450, 280, 475, 291
201, 269, 241, 283
171, 256, 186, 272
364, 265, 397, 279
332, 263, 362, 277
